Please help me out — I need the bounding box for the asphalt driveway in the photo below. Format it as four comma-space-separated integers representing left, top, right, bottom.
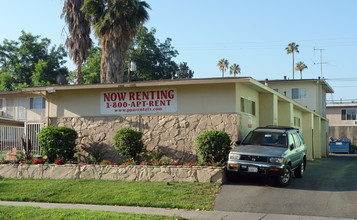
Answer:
214, 154, 357, 218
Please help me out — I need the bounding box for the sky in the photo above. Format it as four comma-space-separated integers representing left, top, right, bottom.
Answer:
0, 0, 356, 101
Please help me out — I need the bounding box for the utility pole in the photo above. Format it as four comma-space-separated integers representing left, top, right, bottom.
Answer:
313, 48, 327, 77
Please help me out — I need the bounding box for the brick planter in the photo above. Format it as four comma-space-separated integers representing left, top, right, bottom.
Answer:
0, 164, 224, 183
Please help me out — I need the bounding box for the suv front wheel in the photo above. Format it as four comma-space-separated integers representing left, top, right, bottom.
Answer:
294, 160, 305, 178
275, 165, 291, 187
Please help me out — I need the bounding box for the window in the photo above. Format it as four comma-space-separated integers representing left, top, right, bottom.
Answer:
341, 109, 357, 120
291, 88, 307, 100
0, 99, 2, 109
30, 97, 46, 109
288, 133, 296, 149
294, 117, 301, 127
240, 97, 255, 116
241, 131, 287, 148
292, 132, 302, 147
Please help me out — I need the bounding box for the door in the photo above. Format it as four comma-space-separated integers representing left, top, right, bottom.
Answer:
17, 98, 27, 120
291, 132, 304, 168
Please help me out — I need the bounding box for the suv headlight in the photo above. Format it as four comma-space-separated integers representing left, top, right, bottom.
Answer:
229, 153, 240, 160
269, 157, 284, 164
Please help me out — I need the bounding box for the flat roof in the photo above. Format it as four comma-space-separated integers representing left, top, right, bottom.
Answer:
327, 103, 357, 107
259, 78, 334, 93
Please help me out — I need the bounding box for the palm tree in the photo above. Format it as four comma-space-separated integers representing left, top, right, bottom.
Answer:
229, 64, 241, 77
285, 42, 299, 79
295, 61, 308, 79
217, 58, 229, 77
82, 0, 150, 83
61, 0, 92, 84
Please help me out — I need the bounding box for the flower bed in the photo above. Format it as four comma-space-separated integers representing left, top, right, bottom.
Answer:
0, 164, 225, 183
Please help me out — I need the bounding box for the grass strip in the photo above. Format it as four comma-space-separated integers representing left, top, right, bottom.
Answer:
0, 205, 185, 220
0, 179, 220, 210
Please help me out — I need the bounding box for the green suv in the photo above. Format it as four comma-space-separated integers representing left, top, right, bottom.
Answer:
227, 126, 307, 187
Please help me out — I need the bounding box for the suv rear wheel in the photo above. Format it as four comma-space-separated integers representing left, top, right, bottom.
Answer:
275, 165, 291, 187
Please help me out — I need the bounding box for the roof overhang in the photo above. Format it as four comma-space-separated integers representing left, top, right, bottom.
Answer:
0, 118, 24, 127
21, 77, 253, 92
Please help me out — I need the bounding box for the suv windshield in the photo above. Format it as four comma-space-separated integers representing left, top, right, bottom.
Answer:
242, 131, 288, 148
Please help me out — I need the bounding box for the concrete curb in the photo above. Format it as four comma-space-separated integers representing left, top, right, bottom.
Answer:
0, 201, 353, 220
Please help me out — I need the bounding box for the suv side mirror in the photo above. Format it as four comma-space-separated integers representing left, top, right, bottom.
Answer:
289, 144, 294, 151
236, 140, 241, 145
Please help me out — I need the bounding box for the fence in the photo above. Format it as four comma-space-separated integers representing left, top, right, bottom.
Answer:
0, 123, 43, 159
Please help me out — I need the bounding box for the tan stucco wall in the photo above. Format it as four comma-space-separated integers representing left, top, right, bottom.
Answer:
27, 109, 45, 122
278, 102, 293, 127
47, 84, 236, 117
293, 108, 302, 130
235, 83, 259, 139
259, 93, 278, 126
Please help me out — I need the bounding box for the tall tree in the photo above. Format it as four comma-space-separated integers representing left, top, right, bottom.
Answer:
81, 44, 101, 84
61, 0, 92, 84
0, 31, 68, 90
295, 61, 308, 79
127, 27, 179, 81
79, 27, 191, 83
176, 62, 194, 79
217, 58, 229, 77
81, 0, 150, 83
285, 42, 299, 79
229, 64, 241, 77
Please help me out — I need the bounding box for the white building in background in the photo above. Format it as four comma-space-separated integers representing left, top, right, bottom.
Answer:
261, 77, 334, 117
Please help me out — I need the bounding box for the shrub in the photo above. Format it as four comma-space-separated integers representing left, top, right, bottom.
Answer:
195, 130, 231, 164
113, 127, 144, 161
140, 151, 164, 162
89, 148, 105, 164
38, 126, 78, 163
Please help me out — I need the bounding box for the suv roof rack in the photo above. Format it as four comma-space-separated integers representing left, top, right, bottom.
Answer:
255, 125, 298, 130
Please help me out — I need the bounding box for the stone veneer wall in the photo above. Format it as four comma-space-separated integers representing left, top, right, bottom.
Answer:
49, 114, 238, 162
0, 164, 225, 183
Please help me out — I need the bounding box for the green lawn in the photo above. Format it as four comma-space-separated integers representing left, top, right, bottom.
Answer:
0, 178, 220, 210
0, 205, 185, 220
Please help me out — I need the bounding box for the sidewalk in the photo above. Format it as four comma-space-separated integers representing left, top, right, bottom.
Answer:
0, 201, 353, 220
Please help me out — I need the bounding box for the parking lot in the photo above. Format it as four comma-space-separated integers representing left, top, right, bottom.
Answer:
214, 154, 357, 218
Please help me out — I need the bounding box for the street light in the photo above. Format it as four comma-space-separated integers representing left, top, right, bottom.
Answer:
130, 61, 137, 71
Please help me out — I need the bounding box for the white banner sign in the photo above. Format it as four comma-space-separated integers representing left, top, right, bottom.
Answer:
100, 88, 177, 115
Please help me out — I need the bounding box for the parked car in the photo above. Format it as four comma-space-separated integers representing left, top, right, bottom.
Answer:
227, 126, 307, 186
